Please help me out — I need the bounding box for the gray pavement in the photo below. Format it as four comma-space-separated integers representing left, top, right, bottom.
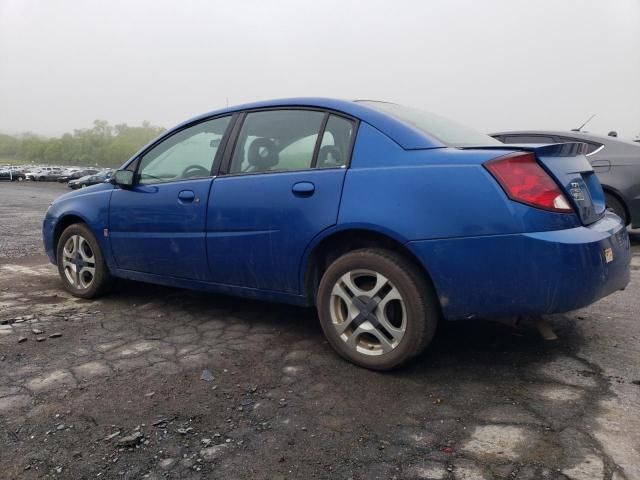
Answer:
0, 181, 66, 259
0, 181, 639, 480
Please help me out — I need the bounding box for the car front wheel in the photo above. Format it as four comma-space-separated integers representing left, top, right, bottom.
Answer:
56, 223, 113, 298
317, 249, 439, 370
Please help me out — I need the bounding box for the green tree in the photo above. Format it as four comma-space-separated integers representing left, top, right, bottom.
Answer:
0, 121, 165, 167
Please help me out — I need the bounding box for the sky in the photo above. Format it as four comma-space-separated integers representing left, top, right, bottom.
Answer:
1, 0, 639, 139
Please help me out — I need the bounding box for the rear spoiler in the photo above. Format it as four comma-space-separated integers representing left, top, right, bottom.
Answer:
463, 142, 588, 157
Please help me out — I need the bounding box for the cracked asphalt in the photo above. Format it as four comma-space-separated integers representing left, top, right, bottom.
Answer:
0, 182, 639, 480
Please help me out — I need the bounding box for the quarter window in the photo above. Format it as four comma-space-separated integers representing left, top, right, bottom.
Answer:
229, 110, 325, 174
317, 115, 354, 169
555, 137, 603, 155
138, 116, 231, 185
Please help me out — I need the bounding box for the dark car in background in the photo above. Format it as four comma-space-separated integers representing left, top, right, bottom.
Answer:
58, 169, 100, 183
68, 172, 111, 189
0, 169, 26, 181
30, 168, 65, 182
491, 131, 640, 228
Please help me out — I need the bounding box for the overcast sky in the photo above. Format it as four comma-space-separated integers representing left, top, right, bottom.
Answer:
1, 0, 639, 138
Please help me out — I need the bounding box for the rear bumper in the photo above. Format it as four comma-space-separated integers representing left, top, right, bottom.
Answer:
407, 212, 631, 321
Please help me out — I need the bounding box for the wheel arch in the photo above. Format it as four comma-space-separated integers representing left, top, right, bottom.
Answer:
601, 185, 630, 224
52, 214, 89, 261
302, 226, 439, 306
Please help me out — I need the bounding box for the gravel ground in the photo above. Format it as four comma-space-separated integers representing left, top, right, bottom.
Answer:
0, 181, 639, 480
0, 181, 66, 258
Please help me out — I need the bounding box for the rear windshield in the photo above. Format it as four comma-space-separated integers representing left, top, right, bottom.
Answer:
358, 101, 502, 148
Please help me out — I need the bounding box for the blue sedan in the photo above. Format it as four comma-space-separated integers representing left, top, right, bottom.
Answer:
42, 98, 631, 369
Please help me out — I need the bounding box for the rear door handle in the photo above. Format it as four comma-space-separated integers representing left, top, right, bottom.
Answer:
292, 181, 315, 197
178, 190, 196, 203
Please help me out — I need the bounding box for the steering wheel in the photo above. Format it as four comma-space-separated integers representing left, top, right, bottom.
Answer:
181, 165, 211, 178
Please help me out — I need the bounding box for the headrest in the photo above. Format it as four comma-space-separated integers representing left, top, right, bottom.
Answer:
318, 145, 343, 167
248, 138, 279, 171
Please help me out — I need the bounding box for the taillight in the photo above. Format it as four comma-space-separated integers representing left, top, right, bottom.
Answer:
484, 152, 573, 213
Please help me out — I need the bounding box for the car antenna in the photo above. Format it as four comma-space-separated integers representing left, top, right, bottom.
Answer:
571, 113, 596, 132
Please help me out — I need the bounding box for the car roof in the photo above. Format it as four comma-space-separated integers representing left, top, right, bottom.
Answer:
168, 97, 446, 150
491, 129, 640, 148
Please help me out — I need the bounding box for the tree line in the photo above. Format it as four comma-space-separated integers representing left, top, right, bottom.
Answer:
0, 120, 165, 168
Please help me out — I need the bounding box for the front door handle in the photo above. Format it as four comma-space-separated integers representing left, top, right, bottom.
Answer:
292, 181, 315, 197
178, 190, 196, 203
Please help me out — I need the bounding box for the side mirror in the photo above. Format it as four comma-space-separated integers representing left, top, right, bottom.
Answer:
112, 169, 135, 187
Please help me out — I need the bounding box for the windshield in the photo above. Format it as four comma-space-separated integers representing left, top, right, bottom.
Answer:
358, 101, 502, 148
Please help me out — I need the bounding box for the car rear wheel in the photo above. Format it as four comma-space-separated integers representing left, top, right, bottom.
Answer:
317, 249, 439, 370
605, 193, 628, 225
56, 223, 113, 298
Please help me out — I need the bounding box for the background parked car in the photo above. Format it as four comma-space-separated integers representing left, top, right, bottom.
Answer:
0, 168, 26, 181
24, 166, 53, 181
491, 130, 640, 228
58, 168, 100, 183
28, 167, 65, 182
68, 171, 112, 189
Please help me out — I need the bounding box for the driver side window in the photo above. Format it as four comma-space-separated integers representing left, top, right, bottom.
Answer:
138, 116, 231, 185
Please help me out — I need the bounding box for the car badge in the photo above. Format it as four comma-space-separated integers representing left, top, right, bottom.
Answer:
570, 182, 585, 201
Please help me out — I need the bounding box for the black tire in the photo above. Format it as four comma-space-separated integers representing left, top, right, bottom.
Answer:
316, 248, 439, 370
56, 223, 113, 299
605, 193, 628, 225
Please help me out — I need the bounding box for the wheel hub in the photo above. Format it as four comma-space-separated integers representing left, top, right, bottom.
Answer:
73, 254, 88, 269
351, 295, 381, 329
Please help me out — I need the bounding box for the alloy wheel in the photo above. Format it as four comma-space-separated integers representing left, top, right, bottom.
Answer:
62, 234, 96, 289
329, 269, 406, 356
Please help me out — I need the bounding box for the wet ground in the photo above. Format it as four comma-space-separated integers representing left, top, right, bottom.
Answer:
0, 182, 639, 480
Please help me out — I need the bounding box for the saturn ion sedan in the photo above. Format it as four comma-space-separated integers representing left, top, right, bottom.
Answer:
43, 98, 631, 370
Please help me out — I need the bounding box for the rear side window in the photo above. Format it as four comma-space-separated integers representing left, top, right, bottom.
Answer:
229, 110, 325, 174
358, 101, 502, 147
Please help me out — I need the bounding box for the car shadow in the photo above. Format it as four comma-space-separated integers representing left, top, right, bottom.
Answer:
110, 277, 572, 375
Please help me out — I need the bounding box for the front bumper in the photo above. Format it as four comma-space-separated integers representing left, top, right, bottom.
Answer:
43, 214, 56, 264
407, 211, 631, 321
